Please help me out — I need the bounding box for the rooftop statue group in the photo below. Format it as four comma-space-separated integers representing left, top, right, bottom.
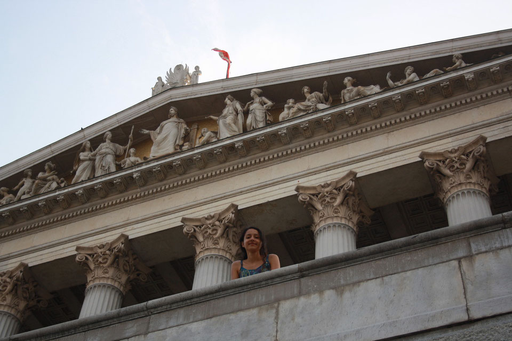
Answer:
0, 54, 472, 206
152, 64, 202, 96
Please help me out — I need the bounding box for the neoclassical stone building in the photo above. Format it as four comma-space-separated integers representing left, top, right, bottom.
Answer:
0, 30, 512, 340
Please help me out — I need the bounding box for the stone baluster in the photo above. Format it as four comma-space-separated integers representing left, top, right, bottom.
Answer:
419, 136, 498, 226
76, 234, 150, 318
295, 171, 373, 259
182, 203, 242, 290
0, 263, 50, 338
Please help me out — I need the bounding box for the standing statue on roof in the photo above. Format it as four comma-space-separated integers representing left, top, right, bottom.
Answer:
152, 76, 167, 96
212, 48, 232, 78
190, 66, 202, 85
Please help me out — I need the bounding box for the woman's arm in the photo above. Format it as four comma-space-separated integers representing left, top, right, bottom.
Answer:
268, 254, 281, 270
231, 260, 241, 279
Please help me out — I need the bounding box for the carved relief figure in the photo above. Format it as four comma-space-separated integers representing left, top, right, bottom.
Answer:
190, 66, 202, 85
0, 187, 14, 206
197, 128, 218, 146
119, 148, 142, 169
166, 64, 189, 88
244, 88, 274, 131
72, 141, 95, 184
31, 162, 66, 195
279, 99, 296, 121
12, 169, 35, 201
289, 81, 332, 117
207, 95, 244, 139
386, 66, 420, 88
90, 131, 132, 176
140, 106, 189, 158
423, 68, 444, 79
341, 77, 381, 103
444, 53, 470, 71
152, 76, 167, 96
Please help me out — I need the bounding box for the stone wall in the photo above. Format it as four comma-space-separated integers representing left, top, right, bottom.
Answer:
4, 212, 511, 341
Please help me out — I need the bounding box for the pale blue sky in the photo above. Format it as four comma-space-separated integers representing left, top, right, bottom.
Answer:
1, 0, 511, 168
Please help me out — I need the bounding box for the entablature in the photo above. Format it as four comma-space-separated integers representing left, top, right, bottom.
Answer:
1, 55, 511, 237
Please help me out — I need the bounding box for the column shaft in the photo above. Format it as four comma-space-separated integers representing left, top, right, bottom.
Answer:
446, 189, 492, 225
315, 223, 357, 259
192, 255, 232, 290
79, 283, 124, 318
0, 311, 21, 338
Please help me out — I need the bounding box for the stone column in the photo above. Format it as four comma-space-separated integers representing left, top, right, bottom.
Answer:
0, 263, 50, 338
295, 171, 373, 259
419, 136, 498, 226
76, 234, 151, 318
182, 203, 242, 290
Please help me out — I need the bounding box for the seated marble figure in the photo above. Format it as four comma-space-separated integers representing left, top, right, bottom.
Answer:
341, 77, 381, 103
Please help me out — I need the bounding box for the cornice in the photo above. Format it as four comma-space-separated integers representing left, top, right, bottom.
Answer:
0, 56, 511, 238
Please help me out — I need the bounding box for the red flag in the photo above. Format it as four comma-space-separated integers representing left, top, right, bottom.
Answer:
212, 48, 232, 78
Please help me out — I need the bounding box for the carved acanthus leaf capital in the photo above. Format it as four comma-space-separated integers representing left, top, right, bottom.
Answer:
75, 234, 151, 294
0, 263, 51, 321
182, 203, 242, 262
419, 135, 499, 203
295, 171, 373, 234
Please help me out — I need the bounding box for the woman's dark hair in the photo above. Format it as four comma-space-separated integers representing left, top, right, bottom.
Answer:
239, 226, 268, 260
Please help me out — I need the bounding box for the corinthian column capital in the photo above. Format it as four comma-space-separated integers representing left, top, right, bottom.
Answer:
0, 263, 50, 322
419, 136, 498, 204
182, 203, 242, 262
75, 234, 151, 295
295, 170, 373, 234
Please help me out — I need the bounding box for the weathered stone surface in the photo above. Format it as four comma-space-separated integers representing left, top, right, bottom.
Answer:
144, 304, 276, 341
461, 247, 512, 319
277, 261, 468, 341
394, 313, 512, 341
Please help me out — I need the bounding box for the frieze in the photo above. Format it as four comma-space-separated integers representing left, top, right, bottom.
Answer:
0, 59, 511, 237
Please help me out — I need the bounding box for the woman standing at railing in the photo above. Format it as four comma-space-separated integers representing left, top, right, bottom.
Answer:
231, 226, 280, 279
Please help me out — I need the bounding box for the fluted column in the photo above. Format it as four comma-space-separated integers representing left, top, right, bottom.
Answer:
0, 263, 50, 338
295, 171, 373, 259
182, 203, 242, 290
420, 136, 498, 226
76, 234, 151, 318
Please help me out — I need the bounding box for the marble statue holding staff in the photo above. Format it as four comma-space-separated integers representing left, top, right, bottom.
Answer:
90, 131, 132, 176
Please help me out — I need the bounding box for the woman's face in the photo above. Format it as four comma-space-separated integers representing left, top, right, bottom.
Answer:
242, 228, 262, 252
85, 141, 91, 150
